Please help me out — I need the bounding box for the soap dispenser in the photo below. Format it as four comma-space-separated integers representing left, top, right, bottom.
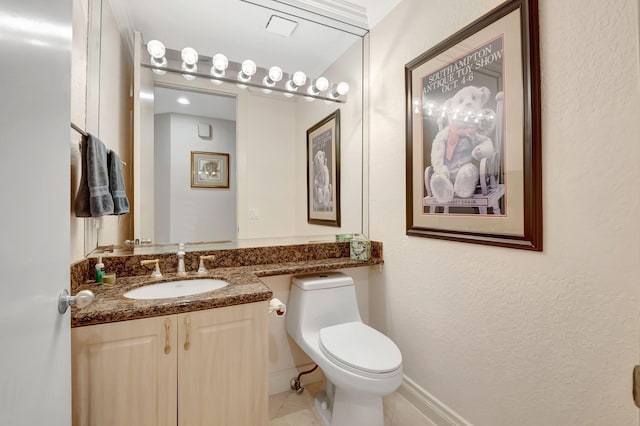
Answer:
95, 257, 105, 283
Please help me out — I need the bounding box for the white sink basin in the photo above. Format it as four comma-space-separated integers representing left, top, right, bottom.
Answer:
124, 279, 228, 300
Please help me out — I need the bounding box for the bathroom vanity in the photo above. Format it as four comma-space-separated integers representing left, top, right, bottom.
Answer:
72, 302, 267, 426
70, 241, 383, 426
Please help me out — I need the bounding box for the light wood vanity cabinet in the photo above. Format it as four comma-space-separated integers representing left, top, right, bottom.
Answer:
72, 301, 268, 426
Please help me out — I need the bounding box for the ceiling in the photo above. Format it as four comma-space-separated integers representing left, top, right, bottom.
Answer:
154, 86, 237, 120
111, 0, 401, 121
109, 0, 401, 76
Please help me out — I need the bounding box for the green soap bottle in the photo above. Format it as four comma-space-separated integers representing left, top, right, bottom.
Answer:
95, 257, 105, 283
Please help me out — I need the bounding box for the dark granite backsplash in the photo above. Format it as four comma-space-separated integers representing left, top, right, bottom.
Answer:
72, 241, 382, 290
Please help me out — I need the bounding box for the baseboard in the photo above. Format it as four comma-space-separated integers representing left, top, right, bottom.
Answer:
398, 375, 473, 426
269, 363, 324, 395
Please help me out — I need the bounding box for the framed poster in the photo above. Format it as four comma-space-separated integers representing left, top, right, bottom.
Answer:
191, 151, 230, 188
405, 0, 542, 250
307, 109, 341, 227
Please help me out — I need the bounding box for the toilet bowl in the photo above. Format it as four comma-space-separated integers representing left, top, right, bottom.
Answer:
286, 272, 403, 426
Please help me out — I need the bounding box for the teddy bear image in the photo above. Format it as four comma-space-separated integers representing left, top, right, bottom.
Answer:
313, 149, 332, 209
426, 85, 496, 203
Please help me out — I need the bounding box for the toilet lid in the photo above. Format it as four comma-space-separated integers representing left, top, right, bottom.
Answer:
319, 322, 402, 375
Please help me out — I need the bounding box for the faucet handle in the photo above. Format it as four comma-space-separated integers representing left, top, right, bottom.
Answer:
141, 259, 162, 278
197, 255, 216, 274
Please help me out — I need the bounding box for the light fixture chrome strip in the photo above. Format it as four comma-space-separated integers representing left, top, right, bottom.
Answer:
141, 63, 345, 103
143, 42, 349, 103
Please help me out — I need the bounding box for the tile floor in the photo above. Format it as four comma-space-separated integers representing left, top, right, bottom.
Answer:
269, 381, 435, 426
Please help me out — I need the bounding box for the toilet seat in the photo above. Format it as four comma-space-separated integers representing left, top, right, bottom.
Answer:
319, 322, 402, 379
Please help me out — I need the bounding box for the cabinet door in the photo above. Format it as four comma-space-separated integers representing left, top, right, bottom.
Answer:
72, 315, 178, 426
178, 302, 268, 426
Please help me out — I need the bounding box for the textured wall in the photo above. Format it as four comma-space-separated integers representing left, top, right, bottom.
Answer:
368, 0, 640, 424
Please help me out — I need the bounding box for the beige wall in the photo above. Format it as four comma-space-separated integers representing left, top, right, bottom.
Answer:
70, 0, 89, 262
293, 39, 365, 237
70, 0, 133, 262
95, 0, 133, 248
368, 0, 640, 424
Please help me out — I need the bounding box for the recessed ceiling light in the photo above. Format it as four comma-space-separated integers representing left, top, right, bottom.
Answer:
176, 97, 190, 105
265, 15, 298, 37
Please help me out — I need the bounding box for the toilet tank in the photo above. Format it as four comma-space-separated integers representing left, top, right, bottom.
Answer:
286, 272, 362, 342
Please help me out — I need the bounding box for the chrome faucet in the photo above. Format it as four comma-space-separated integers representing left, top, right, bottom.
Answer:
177, 243, 187, 276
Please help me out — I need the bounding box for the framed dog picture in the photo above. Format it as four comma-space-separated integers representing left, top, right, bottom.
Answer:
405, 0, 542, 250
191, 151, 230, 188
307, 110, 341, 227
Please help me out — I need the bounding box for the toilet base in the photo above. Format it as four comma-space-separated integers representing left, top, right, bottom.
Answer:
314, 391, 332, 426
314, 386, 384, 426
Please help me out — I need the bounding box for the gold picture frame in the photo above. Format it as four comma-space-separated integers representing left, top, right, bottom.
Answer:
190, 151, 230, 189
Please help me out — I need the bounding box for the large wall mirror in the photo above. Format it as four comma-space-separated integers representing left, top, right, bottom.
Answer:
88, 0, 369, 255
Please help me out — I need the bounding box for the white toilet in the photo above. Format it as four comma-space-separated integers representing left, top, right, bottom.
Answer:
286, 272, 403, 426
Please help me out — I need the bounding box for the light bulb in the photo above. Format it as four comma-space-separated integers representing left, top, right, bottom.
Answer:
284, 71, 306, 97
315, 77, 329, 91
237, 59, 256, 88
329, 82, 350, 99
146, 40, 165, 59
210, 54, 228, 85
336, 82, 349, 96
268, 66, 283, 83
292, 71, 306, 87
307, 77, 329, 97
181, 47, 198, 65
211, 54, 228, 73
147, 40, 167, 75
261, 66, 283, 93
241, 59, 256, 77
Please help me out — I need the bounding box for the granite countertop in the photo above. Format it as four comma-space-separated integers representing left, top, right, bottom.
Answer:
71, 256, 383, 327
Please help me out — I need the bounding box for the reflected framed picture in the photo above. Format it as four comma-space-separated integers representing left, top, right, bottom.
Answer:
405, 0, 542, 250
191, 151, 229, 188
307, 109, 341, 227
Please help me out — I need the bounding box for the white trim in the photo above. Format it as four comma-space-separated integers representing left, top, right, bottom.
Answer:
269, 362, 325, 395
105, 0, 135, 58
284, 0, 368, 27
398, 375, 474, 426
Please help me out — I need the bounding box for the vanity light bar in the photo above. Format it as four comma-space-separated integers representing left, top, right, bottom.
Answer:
144, 41, 349, 103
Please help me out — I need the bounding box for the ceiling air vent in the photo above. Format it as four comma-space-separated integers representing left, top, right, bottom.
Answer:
265, 15, 298, 37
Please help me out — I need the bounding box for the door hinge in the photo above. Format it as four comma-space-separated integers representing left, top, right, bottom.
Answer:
634, 365, 640, 408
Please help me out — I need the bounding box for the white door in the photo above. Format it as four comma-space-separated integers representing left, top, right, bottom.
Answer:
0, 0, 72, 424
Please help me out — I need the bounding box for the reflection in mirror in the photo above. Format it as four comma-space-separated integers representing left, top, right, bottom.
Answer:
152, 87, 237, 243
87, 0, 368, 256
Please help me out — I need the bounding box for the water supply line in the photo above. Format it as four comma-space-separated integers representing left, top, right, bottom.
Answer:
290, 364, 318, 394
